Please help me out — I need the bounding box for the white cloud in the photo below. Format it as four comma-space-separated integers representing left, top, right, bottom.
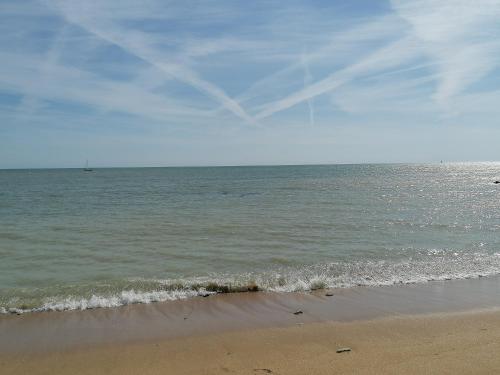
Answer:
244, 0, 500, 120
392, 0, 500, 108
2, 0, 500, 135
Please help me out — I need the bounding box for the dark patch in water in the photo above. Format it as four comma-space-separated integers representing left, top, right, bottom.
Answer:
239, 192, 261, 198
205, 282, 259, 293
156, 281, 260, 295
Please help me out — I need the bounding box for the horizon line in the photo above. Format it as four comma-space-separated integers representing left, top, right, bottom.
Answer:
2, 160, 500, 171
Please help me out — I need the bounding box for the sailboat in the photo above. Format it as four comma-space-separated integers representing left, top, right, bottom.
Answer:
83, 160, 93, 172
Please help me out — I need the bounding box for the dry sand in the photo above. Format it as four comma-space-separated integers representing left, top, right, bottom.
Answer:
2, 309, 500, 374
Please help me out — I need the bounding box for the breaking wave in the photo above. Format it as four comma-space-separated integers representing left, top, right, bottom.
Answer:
3, 249, 500, 314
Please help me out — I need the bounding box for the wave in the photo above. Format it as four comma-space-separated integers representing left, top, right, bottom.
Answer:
3, 250, 500, 314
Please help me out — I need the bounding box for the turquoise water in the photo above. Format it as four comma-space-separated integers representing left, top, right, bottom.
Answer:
1, 163, 500, 313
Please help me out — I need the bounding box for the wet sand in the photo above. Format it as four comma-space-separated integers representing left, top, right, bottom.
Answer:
2, 276, 500, 374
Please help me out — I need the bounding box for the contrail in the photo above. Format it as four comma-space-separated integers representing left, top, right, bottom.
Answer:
301, 53, 314, 126
228, 14, 403, 110
255, 72, 349, 120
256, 37, 418, 120
48, 1, 256, 125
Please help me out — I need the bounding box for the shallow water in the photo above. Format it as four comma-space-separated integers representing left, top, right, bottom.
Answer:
1, 163, 500, 313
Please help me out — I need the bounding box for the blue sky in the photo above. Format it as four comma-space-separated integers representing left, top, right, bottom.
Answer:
1, 0, 500, 168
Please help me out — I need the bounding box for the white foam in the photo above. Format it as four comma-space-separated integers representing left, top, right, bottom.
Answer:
3, 251, 500, 314
46, 289, 202, 312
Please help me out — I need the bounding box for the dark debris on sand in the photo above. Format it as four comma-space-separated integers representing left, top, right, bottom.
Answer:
336, 347, 352, 353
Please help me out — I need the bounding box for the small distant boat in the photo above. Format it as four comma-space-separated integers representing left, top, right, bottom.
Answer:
83, 160, 93, 172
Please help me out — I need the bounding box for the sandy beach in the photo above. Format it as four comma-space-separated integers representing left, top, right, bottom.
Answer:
2, 276, 500, 374
2, 309, 500, 374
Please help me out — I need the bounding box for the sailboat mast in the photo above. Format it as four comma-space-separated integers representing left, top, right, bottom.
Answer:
84, 159, 92, 171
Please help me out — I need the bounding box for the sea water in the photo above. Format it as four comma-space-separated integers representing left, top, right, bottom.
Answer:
1, 163, 499, 313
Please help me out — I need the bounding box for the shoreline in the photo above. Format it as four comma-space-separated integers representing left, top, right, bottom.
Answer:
3, 276, 500, 373
4, 271, 499, 316
2, 274, 500, 354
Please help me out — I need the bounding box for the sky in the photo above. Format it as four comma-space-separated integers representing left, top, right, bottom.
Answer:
1, 0, 500, 168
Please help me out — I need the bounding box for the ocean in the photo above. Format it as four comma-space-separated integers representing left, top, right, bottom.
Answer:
1, 163, 499, 313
